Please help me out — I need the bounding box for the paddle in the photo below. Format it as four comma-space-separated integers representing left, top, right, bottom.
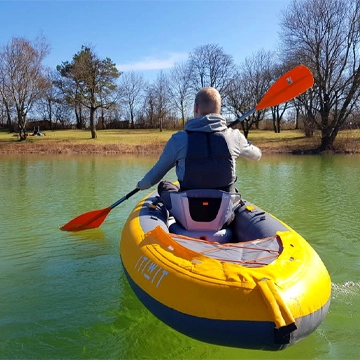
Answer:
60, 188, 140, 232
228, 65, 314, 128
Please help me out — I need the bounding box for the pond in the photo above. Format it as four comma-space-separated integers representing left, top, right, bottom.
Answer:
0, 153, 359, 359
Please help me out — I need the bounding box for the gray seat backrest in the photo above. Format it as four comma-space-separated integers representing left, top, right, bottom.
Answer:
169, 189, 240, 231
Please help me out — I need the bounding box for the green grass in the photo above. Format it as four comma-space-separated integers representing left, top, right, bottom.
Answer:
0, 128, 359, 153
0, 128, 173, 145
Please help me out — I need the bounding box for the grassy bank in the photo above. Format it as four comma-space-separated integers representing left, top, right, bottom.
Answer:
0, 128, 359, 154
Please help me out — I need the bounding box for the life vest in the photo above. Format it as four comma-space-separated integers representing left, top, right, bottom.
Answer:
179, 130, 236, 191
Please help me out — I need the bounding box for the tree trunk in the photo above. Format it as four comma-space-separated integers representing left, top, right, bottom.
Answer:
271, 107, 281, 133
130, 108, 135, 129
18, 123, 27, 141
5, 104, 13, 131
295, 108, 299, 130
318, 127, 338, 151
75, 102, 85, 129
304, 109, 315, 138
276, 117, 281, 133
101, 107, 106, 129
241, 121, 250, 138
17, 107, 27, 140
181, 101, 185, 129
90, 107, 97, 139
272, 116, 277, 133
75, 104, 82, 129
47, 99, 53, 129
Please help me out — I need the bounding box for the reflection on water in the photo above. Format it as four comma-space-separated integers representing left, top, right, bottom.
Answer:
0, 153, 359, 359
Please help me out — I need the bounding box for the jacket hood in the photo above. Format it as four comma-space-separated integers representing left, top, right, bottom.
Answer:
184, 114, 228, 132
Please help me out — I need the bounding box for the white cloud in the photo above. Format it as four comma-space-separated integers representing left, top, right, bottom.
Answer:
117, 52, 188, 72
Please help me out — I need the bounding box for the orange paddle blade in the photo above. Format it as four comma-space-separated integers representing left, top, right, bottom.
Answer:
256, 65, 314, 110
60, 188, 140, 233
60, 207, 111, 232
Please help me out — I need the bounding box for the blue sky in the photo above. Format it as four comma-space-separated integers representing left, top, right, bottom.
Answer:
0, 0, 292, 82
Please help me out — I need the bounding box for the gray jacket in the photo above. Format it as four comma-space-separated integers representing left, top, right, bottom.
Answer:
137, 114, 262, 190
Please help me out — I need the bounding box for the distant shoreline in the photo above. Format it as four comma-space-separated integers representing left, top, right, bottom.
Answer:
1, 141, 358, 155
0, 142, 166, 155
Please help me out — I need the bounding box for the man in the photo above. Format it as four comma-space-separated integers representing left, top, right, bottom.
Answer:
136, 87, 262, 208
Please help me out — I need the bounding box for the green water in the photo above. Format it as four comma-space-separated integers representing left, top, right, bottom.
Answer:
0, 154, 359, 360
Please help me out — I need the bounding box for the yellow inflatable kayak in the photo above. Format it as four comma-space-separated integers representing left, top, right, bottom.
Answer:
120, 189, 331, 351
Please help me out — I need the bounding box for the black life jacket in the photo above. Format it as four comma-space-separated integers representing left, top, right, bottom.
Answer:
179, 130, 236, 192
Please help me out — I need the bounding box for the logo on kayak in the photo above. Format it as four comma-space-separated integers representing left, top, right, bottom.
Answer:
134, 255, 168, 288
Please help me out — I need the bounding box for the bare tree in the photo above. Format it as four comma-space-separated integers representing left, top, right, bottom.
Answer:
118, 71, 145, 128
0, 76, 14, 130
225, 50, 275, 137
153, 71, 171, 132
0, 36, 50, 140
188, 44, 236, 98
142, 72, 172, 131
33, 69, 64, 129
54, 100, 74, 128
142, 86, 157, 128
169, 61, 193, 129
280, 0, 360, 151
224, 71, 253, 137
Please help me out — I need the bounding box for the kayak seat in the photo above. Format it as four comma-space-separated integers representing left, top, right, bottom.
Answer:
168, 189, 240, 232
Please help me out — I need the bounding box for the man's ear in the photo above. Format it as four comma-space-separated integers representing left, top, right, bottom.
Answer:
194, 103, 199, 116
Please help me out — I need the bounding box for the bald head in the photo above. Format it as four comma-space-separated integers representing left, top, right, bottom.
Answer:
194, 87, 221, 117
